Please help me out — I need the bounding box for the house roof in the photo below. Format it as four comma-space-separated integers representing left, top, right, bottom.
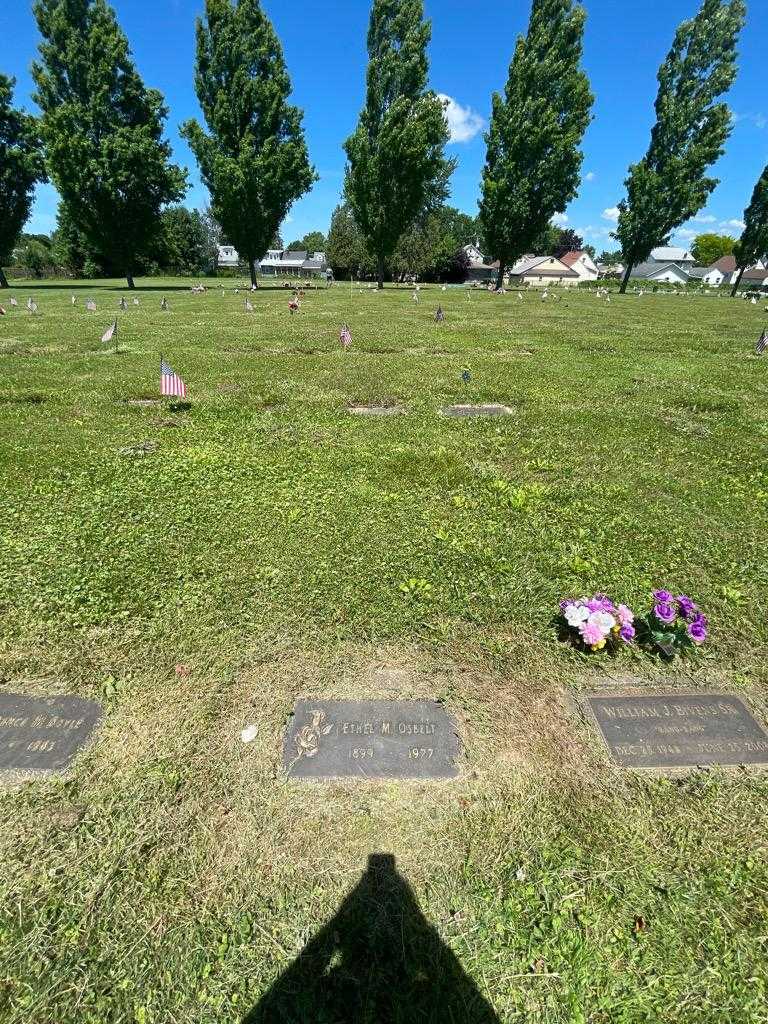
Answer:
509, 255, 578, 277
631, 261, 691, 280
650, 246, 694, 262
688, 267, 712, 279
560, 250, 589, 267
741, 267, 768, 282
710, 254, 737, 273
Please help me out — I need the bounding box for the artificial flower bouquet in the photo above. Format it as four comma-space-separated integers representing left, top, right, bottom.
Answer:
558, 594, 636, 652
634, 590, 708, 658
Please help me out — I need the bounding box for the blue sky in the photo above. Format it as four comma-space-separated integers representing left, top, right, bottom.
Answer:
2, 0, 766, 255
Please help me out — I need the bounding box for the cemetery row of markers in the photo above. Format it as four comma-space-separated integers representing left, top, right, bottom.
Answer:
2, 687, 767, 782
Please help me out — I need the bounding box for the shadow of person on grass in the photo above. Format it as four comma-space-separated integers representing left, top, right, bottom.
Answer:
242, 853, 501, 1024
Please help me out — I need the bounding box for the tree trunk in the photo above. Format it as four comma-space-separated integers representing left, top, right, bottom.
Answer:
0, 267, 8, 289
377, 255, 385, 290
730, 266, 745, 298
619, 261, 633, 294
495, 263, 505, 290
126, 270, 135, 290
249, 258, 258, 287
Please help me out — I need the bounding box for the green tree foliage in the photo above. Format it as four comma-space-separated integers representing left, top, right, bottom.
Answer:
181, 0, 315, 286
160, 206, 216, 275
552, 228, 584, 258
286, 231, 326, 253
392, 205, 477, 282
615, 0, 745, 293
598, 249, 623, 265
344, 0, 453, 288
326, 204, 373, 280
32, 0, 187, 288
479, 0, 592, 288
13, 236, 54, 278
732, 163, 768, 296
0, 74, 46, 288
691, 232, 735, 266
51, 205, 94, 277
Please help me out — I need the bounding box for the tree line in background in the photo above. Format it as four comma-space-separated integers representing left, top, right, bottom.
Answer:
1, 0, 766, 292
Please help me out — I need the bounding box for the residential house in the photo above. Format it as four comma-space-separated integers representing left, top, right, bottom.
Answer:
629, 262, 691, 285
648, 246, 695, 268
738, 267, 768, 290
597, 262, 625, 279
688, 266, 724, 287
560, 250, 599, 281
507, 255, 580, 287
461, 243, 498, 283
259, 250, 328, 277
217, 244, 240, 269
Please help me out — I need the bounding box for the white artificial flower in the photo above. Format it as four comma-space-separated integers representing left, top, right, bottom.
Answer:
564, 604, 590, 626
240, 724, 259, 743
588, 611, 616, 636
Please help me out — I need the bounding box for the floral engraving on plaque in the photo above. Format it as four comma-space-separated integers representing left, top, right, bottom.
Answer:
294, 710, 333, 761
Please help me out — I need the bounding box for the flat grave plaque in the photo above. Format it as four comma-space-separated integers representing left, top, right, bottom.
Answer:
585, 693, 768, 770
283, 699, 460, 780
440, 404, 513, 418
348, 405, 406, 417
0, 693, 103, 774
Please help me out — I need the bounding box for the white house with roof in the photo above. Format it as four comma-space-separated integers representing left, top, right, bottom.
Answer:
508, 255, 580, 287
461, 242, 498, 283
560, 250, 599, 281
259, 249, 328, 277
217, 244, 239, 268
630, 261, 691, 285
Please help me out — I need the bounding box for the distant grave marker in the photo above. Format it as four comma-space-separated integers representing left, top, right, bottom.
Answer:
348, 404, 406, 417
440, 404, 513, 418
283, 699, 460, 780
585, 692, 768, 770
0, 693, 103, 775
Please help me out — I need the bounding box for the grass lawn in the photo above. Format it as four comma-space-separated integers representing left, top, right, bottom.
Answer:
1, 277, 767, 1023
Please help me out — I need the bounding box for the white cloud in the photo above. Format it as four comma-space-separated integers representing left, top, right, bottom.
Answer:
720, 219, 745, 231
692, 213, 716, 224
552, 212, 569, 227
438, 94, 485, 144
602, 206, 620, 222
733, 111, 767, 130
674, 228, 698, 241
585, 171, 595, 182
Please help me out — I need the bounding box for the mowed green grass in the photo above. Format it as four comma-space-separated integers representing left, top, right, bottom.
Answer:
1, 277, 767, 1023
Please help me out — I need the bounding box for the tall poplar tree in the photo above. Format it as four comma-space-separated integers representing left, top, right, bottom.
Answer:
32, 0, 186, 288
344, 0, 453, 289
615, 0, 745, 294
0, 74, 46, 288
731, 164, 768, 296
479, 0, 592, 290
181, 0, 315, 287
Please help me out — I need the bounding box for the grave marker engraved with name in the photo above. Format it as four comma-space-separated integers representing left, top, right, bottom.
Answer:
0, 693, 103, 774
585, 692, 768, 770
283, 699, 460, 780
440, 404, 513, 418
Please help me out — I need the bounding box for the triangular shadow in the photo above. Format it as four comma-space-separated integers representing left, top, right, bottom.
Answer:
243, 853, 501, 1023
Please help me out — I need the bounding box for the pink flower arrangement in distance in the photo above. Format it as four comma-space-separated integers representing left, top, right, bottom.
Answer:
558, 594, 635, 653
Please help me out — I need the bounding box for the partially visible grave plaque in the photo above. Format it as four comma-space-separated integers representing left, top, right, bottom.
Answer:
440, 404, 512, 417
0, 693, 103, 774
348, 405, 406, 417
283, 699, 460, 780
586, 693, 768, 770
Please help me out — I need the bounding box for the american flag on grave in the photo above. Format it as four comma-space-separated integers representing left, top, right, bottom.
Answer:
757, 330, 768, 356
86, 299, 96, 311
119, 297, 127, 310
245, 298, 253, 312
161, 358, 187, 397
27, 298, 38, 314
161, 297, 168, 311
10, 297, 18, 307
101, 320, 117, 343
71, 295, 76, 305
435, 305, 445, 322
133, 298, 140, 306
340, 323, 352, 349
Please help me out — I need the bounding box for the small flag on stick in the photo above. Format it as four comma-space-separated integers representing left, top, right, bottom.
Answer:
119, 297, 127, 310
133, 298, 140, 306
161, 297, 168, 311
161, 357, 187, 397
288, 297, 299, 314
245, 298, 253, 312
435, 305, 445, 323
340, 323, 352, 350
10, 297, 18, 307
101, 320, 117, 344
27, 298, 38, 314
756, 330, 768, 355
461, 368, 471, 385
71, 295, 76, 306
86, 299, 96, 312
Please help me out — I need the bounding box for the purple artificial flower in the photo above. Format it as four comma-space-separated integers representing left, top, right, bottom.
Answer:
677, 595, 697, 620
653, 589, 674, 604
653, 602, 677, 625
619, 623, 636, 642
687, 619, 708, 645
